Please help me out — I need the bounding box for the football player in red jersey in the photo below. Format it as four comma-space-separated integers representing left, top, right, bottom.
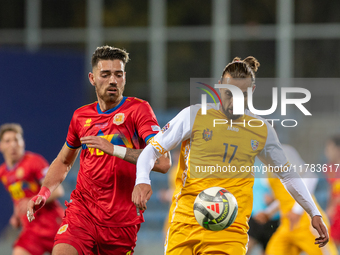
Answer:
325, 135, 340, 248
27, 45, 171, 255
0, 123, 64, 255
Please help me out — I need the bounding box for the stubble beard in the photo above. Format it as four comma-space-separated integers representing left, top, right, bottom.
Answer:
222, 106, 242, 120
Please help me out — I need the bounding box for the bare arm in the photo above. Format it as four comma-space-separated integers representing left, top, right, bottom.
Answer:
42, 144, 80, 192
80, 136, 171, 173
27, 144, 79, 222
123, 148, 171, 174
10, 204, 21, 229
46, 184, 65, 204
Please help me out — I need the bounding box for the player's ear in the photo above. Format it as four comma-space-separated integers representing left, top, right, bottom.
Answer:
252, 84, 256, 93
218, 79, 222, 94
88, 72, 95, 86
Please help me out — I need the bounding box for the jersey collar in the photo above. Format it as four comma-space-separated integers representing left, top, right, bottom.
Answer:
5, 152, 26, 171
96, 97, 127, 114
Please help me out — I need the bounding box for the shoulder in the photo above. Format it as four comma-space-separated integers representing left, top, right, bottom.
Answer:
124, 97, 156, 117
125, 97, 151, 107
68, 102, 97, 127
189, 103, 218, 118
281, 144, 300, 158
0, 163, 6, 175
244, 109, 267, 123
24, 152, 49, 165
73, 102, 97, 116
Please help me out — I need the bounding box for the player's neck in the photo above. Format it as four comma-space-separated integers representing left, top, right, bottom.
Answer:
97, 96, 123, 112
5, 155, 23, 169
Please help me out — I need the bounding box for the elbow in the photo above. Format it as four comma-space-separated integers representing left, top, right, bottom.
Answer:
158, 160, 172, 174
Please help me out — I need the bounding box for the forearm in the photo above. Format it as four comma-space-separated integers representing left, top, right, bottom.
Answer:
42, 144, 79, 194
46, 184, 64, 203
123, 148, 142, 164
277, 171, 321, 217
291, 177, 318, 214
122, 148, 170, 173
42, 158, 70, 193
81, 134, 171, 173
136, 144, 161, 185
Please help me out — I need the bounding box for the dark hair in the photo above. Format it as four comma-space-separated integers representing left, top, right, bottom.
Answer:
0, 123, 23, 141
91, 45, 130, 68
329, 134, 340, 147
221, 56, 260, 84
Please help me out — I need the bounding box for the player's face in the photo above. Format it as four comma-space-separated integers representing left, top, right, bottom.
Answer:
218, 74, 254, 120
325, 140, 340, 163
0, 131, 25, 163
89, 59, 126, 105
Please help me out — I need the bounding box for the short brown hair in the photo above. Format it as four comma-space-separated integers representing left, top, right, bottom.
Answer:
329, 134, 340, 147
221, 56, 260, 84
91, 45, 130, 68
0, 123, 23, 141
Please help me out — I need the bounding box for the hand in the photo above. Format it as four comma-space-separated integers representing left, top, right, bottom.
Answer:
26, 195, 47, 222
253, 212, 269, 225
80, 136, 113, 156
287, 211, 301, 231
9, 214, 21, 229
132, 184, 153, 210
312, 215, 329, 248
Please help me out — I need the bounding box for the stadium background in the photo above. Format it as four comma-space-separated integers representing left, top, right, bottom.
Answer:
0, 0, 340, 254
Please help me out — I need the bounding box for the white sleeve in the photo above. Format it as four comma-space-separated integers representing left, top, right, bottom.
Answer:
277, 171, 321, 217
258, 123, 321, 218
135, 107, 192, 185
281, 144, 319, 215
291, 177, 319, 214
135, 144, 159, 185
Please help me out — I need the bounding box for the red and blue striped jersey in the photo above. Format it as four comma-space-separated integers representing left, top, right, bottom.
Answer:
66, 96, 160, 227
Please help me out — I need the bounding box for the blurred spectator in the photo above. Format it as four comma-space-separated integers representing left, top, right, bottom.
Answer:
325, 135, 340, 248
0, 123, 64, 255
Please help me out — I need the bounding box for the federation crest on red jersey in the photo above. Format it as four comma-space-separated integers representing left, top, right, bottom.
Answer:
113, 113, 125, 125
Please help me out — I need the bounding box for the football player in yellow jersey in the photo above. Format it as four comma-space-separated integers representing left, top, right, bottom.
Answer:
255, 144, 338, 255
132, 57, 329, 255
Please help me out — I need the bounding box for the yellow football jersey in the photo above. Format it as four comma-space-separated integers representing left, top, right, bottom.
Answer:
152, 104, 289, 234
